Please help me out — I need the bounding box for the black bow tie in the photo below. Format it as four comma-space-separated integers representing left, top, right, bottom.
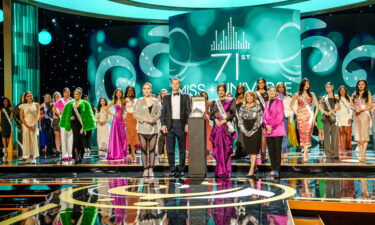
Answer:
173, 92, 180, 96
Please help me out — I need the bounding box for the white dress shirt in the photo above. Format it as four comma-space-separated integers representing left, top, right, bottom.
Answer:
171, 92, 181, 119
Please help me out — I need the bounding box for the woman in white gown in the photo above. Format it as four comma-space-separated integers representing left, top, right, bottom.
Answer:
20, 91, 40, 163
95, 97, 111, 157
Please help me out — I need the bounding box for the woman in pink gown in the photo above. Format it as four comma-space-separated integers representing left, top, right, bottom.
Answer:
106, 89, 127, 160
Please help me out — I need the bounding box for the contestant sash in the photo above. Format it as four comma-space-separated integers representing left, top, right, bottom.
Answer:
216, 98, 235, 133
73, 102, 85, 134
324, 95, 338, 125
256, 91, 266, 108
340, 98, 351, 114
2, 108, 12, 129
300, 95, 314, 125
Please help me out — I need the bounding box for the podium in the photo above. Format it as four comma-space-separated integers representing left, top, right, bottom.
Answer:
188, 117, 207, 178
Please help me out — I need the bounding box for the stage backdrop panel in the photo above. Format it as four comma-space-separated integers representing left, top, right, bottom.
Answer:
88, 24, 170, 104
169, 7, 301, 98
301, 9, 375, 97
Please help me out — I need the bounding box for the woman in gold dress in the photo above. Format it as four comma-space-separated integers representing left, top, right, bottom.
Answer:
351, 80, 372, 163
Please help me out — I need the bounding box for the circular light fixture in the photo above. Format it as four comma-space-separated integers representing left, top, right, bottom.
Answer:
38, 30, 52, 45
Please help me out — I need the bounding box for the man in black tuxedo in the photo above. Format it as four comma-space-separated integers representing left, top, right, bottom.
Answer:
161, 78, 191, 177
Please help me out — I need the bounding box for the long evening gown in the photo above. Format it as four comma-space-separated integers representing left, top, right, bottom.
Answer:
95, 108, 110, 150
107, 104, 127, 160
353, 98, 371, 142
210, 98, 237, 178
21, 103, 39, 158
125, 98, 139, 146
296, 96, 314, 147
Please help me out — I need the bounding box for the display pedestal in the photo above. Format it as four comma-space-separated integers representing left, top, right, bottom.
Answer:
188, 117, 207, 178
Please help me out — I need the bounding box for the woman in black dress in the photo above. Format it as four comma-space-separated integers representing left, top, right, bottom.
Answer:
233, 84, 246, 158
237, 91, 263, 177
256, 78, 268, 161
0, 97, 13, 156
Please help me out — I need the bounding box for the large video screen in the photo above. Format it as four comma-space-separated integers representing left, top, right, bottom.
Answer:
169, 7, 301, 98
88, 7, 301, 103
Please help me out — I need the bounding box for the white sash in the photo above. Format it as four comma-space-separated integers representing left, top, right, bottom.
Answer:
2, 108, 12, 129
73, 102, 85, 134
256, 91, 266, 108
324, 95, 338, 125
340, 98, 351, 114
324, 95, 336, 113
216, 98, 235, 133
43, 104, 54, 123
125, 97, 136, 106
300, 95, 314, 125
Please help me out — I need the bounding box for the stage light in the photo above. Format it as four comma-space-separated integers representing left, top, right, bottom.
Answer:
51, 18, 56, 23
33, 0, 367, 21
96, 30, 105, 43
128, 37, 138, 47
0, 185, 13, 191
30, 185, 50, 190
38, 30, 52, 45
0, 10, 3, 23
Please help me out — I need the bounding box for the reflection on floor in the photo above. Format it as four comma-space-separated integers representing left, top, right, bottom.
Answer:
1, 175, 375, 224
1, 146, 375, 168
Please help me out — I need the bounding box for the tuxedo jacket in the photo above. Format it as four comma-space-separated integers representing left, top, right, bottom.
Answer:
161, 93, 191, 131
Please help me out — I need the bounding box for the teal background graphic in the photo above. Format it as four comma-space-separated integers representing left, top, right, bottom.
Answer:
87, 6, 375, 104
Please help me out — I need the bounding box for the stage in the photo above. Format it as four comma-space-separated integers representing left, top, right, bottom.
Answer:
1, 146, 375, 224
0, 174, 375, 224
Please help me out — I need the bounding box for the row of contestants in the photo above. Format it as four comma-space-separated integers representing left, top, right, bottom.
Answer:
54, 86, 141, 162
0, 78, 372, 178
212, 78, 372, 178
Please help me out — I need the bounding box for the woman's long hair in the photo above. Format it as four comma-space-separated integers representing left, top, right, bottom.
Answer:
1, 97, 12, 108
256, 78, 268, 91
97, 97, 108, 112
235, 84, 245, 98
353, 80, 369, 102
338, 86, 350, 101
125, 86, 136, 99
277, 83, 287, 96
112, 88, 124, 105
298, 78, 312, 98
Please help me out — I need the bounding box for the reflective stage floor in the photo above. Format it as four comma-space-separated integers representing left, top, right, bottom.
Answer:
1, 175, 375, 225
1, 146, 375, 174
1, 144, 375, 224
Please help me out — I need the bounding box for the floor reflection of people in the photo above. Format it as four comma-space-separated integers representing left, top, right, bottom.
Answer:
355, 179, 374, 201
165, 179, 188, 225
341, 179, 355, 199
299, 179, 313, 198
109, 178, 128, 224
326, 180, 341, 199
212, 178, 238, 225
136, 178, 161, 224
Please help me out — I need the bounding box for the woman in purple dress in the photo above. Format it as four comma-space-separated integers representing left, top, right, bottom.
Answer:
210, 83, 238, 178
106, 89, 127, 160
